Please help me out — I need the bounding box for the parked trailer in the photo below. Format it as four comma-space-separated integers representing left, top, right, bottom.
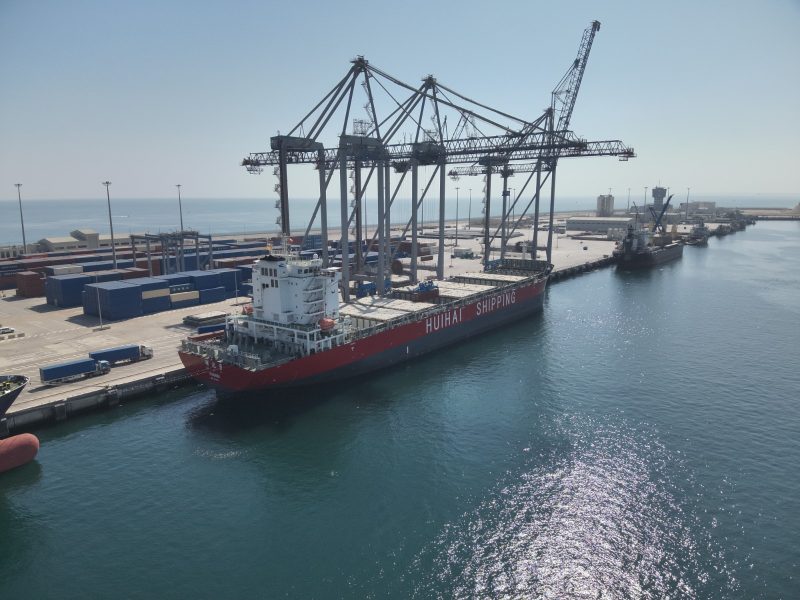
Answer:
39, 358, 111, 385
88, 344, 153, 366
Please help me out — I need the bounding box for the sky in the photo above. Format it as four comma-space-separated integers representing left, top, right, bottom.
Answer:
1, 0, 799, 205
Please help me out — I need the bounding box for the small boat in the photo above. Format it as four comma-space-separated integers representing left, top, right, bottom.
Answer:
1, 375, 39, 474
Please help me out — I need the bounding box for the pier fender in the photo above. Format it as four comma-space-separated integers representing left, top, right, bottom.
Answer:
0, 433, 40, 474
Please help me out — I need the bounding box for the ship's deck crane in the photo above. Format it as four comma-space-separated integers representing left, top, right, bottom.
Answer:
650, 194, 674, 233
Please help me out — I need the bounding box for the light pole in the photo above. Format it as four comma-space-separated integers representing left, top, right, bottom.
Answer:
455, 187, 459, 246
420, 188, 424, 233
14, 183, 27, 251
176, 184, 184, 231
96, 286, 105, 331
685, 187, 690, 219
468, 188, 472, 230
102, 181, 117, 269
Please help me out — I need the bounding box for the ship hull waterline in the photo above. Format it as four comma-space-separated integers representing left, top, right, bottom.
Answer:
180, 277, 547, 398
615, 242, 684, 269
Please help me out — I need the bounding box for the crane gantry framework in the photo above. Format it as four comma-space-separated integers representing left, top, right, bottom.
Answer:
242, 20, 634, 300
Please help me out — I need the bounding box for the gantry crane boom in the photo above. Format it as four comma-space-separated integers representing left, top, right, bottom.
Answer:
551, 20, 601, 137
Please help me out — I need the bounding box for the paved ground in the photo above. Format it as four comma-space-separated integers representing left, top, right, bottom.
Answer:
0, 294, 247, 414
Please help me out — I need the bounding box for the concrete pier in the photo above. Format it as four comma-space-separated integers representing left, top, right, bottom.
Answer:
0, 294, 248, 435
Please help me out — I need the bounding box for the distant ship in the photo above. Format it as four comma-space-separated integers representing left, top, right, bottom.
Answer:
686, 220, 710, 246
0, 375, 39, 474
615, 191, 684, 268
613, 225, 684, 268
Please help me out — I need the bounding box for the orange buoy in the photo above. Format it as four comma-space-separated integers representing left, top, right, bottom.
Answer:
0, 433, 40, 474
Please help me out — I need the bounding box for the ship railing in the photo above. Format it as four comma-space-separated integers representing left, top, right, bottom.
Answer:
301, 297, 325, 306
345, 276, 544, 340
183, 338, 295, 371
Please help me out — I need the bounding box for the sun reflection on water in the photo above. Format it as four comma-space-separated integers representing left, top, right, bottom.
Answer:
412, 415, 734, 599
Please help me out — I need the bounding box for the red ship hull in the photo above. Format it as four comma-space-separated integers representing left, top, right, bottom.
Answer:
179, 277, 547, 396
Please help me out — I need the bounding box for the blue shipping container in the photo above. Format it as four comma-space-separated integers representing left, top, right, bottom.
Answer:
128, 277, 170, 292
142, 295, 171, 314
40, 357, 99, 382
154, 273, 192, 286
199, 286, 226, 304
89, 345, 141, 364
80, 260, 116, 272
213, 268, 241, 292
84, 281, 142, 320
47, 274, 93, 307
186, 271, 222, 290
90, 269, 124, 283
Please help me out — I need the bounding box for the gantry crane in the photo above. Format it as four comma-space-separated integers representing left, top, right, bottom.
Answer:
242, 20, 632, 301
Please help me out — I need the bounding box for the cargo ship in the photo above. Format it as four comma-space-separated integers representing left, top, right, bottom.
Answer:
613, 224, 684, 268
686, 220, 710, 246
179, 254, 550, 397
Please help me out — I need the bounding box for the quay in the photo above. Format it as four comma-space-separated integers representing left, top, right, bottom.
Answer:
0, 293, 246, 435
0, 220, 746, 435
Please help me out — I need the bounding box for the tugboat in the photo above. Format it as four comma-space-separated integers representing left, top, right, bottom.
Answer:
0, 375, 40, 474
614, 193, 683, 268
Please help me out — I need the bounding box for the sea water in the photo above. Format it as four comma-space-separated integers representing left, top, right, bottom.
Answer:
0, 195, 794, 246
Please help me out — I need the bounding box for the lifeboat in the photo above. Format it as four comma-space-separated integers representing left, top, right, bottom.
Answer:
318, 317, 335, 331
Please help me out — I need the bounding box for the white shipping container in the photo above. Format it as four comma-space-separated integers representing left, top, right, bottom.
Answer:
170, 290, 200, 301
142, 288, 170, 300
51, 265, 83, 275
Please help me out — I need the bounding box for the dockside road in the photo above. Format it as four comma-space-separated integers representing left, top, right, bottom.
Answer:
0, 293, 247, 432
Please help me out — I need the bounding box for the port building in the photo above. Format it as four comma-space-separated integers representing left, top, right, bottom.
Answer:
566, 216, 634, 235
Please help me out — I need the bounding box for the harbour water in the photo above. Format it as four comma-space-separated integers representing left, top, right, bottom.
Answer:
1, 221, 798, 598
